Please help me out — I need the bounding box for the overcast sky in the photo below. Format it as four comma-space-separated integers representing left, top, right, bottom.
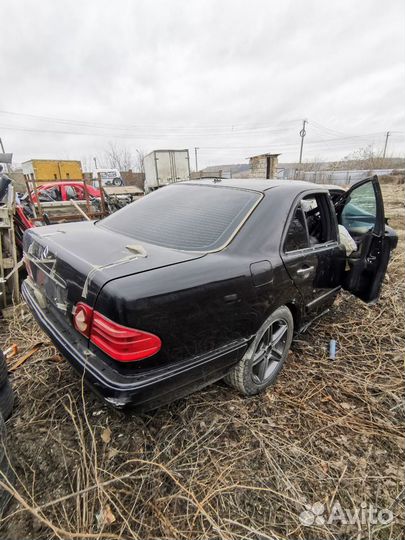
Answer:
1, 0, 404, 170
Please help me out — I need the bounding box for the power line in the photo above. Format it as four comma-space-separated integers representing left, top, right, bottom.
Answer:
190, 136, 397, 151
0, 122, 393, 148
0, 110, 300, 134
1, 110, 401, 144
2, 109, 403, 167
309, 120, 349, 138
0, 110, 399, 148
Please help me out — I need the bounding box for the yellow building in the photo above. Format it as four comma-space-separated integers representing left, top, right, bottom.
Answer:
22, 159, 83, 182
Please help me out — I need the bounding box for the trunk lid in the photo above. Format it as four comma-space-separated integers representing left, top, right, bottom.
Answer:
23, 221, 204, 317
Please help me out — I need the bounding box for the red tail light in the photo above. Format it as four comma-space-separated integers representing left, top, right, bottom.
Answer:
73, 303, 94, 337
73, 303, 161, 362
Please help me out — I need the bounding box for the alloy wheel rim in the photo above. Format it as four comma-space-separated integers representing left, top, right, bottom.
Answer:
251, 318, 288, 384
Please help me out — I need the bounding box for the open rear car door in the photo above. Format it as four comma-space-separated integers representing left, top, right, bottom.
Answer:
335, 175, 391, 304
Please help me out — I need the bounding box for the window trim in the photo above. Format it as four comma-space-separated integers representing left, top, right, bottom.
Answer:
281, 190, 339, 255
283, 203, 310, 253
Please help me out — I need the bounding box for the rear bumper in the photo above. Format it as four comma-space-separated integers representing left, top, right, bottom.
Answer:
22, 280, 247, 411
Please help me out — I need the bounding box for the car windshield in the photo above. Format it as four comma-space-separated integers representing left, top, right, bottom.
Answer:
98, 184, 261, 251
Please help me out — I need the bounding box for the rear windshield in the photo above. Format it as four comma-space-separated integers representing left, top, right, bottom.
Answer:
98, 184, 261, 251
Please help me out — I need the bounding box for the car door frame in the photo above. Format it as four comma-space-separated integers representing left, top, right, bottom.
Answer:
40, 185, 62, 202
334, 175, 389, 304
280, 189, 345, 320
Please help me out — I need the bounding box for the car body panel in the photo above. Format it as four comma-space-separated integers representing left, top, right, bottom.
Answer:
22, 177, 397, 409
23, 220, 205, 310
22, 279, 249, 410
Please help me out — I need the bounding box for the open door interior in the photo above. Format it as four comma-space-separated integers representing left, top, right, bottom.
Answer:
335, 175, 391, 304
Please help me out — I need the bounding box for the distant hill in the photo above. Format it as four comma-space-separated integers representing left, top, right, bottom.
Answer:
279, 157, 405, 171
202, 157, 405, 175
202, 163, 250, 174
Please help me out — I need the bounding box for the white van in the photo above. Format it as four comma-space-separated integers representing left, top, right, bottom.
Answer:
92, 168, 123, 187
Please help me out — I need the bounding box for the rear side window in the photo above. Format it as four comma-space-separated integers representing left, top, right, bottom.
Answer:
284, 193, 336, 252
98, 184, 261, 251
302, 194, 336, 245
65, 186, 78, 200
284, 205, 308, 252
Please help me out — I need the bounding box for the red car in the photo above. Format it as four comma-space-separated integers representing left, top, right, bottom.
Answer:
29, 181, 100, 203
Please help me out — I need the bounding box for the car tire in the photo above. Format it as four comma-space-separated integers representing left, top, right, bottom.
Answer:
0, 382, 14, 421
0, 352, 8, 387
0, 414, 5, 460
113, 178, 123, 186
224, 305, 294, 396
0, 413, 15, 520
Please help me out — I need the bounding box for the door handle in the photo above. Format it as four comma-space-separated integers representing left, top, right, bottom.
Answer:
297, 266, 315, 275
224, 293, 239, 304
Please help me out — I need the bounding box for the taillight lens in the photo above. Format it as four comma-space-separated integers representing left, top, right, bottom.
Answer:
73, 303, 161, 362
73, 302, 94, 337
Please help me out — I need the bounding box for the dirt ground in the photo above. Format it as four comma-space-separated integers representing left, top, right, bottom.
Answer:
0, 184, 403, 540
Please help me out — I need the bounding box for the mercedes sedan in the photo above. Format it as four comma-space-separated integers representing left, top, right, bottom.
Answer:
22, 176, 397, 410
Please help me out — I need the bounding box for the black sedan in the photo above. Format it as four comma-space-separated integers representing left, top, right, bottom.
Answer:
22, 176, 397, 410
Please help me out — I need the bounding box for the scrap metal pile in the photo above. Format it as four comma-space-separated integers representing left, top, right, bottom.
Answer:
0, 172, 143, 309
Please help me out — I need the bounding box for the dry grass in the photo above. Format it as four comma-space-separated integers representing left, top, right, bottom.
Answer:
0, 185, 404, 540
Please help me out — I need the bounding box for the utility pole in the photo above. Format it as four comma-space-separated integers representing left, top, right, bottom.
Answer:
93, 156, 98, 168
383, 131, 390, 159
194, 147, 199, 172
298, 119, 308, 164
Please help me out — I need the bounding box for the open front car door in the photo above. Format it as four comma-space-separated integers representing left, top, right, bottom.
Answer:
336, 175, 392, 304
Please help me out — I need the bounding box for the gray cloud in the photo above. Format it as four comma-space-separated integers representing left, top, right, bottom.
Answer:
1, 0, 404, 168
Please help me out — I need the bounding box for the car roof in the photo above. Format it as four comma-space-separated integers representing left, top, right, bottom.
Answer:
321, 184, 346, 192
37, 181, 99, 190
181, 178, 330, 194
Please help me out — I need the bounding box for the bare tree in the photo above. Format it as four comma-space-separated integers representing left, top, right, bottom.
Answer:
299, 156, 327, 172
135, 149, 145, 173
80, 155, 96, 173
343, 145, 389, 170
104, 142, 133, 172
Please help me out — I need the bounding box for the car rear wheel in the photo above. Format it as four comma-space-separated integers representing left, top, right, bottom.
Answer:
0, 352, 8, 387
0, 382, 14, 421
0, 411, 16, 519
224, 306, 293, 396
0, 451, 16, 518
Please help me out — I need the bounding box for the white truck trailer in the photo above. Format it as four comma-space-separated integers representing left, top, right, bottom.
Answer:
144, 149, 190, 192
